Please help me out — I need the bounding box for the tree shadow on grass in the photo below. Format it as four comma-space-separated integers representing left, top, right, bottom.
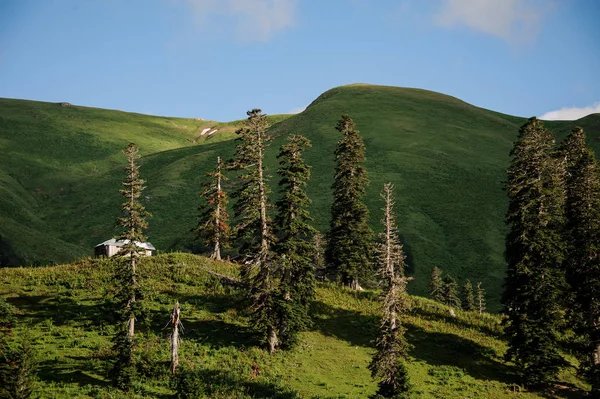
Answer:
310, 300, 518, 387
406, 323, 514, 384
408, 302, 503, 338
37, 357, 109, 388
184, 318, 259, 349
310, 300, 379, 347
7, 295, 112, 327
178, 367, 303, 399
539, 382, 589, 399
174, 292, 260, 349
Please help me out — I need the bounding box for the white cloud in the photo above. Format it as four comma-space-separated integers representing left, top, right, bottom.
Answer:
540, 102, 600, 121
434, 0, 548, 42
287, 105, 306, 114
185, 0, 297, 41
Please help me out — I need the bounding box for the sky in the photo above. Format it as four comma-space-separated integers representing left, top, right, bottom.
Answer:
0, 0, 599, 121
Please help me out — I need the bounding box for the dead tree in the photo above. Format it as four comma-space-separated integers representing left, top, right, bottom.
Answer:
369, 183, 412, 398
169, 302, 183, 374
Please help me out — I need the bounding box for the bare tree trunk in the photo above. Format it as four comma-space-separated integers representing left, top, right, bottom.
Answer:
267, 325, 278, 354
170, 302, 181, 374
384, 185, 393, 278
127, 255, 137, 339
257, 135, 269, 258
213, 156, 222, 260
593, 344, 600, 366
351, 277, 363, 291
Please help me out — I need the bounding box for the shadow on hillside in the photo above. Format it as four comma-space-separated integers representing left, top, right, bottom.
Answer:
37, 357, 109, 388
179, 367, 302, 399
409, 304, 503, 338
406, 324, 514, 384
176, 292, 260, 349
310, 300, 379, 347
7, 295, 112, 327
184, 318, 259, 349
310, 300, 519, 386
539, 383, 589, 399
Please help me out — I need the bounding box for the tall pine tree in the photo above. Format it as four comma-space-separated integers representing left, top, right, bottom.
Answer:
369, 183, 412, 398
561, 127, 600, 392
429, 266, 444, 303
441, 275, 461, 309
194, 156, 230, 260
462, 280, 475, 312
503, 117, 567, 387
229, 109, 278, 352
111, 143, 150, 390
326, 114, 373, 289
274, 134, 316, 348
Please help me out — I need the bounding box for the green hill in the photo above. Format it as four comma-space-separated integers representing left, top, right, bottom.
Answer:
1, 86, 599, 311
0, 254, 590, 397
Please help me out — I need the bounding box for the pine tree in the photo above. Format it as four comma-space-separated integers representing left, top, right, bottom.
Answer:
461, 280, 475, 311
325, 114, 373, 289
429, 267, 443, 303
0, 332, 38, 399
561, 127, 600, 392
229, 109, 278, 352
194, 156, 230, 260
274, 135, 316, 348
111, 142, 150, 390
369, 183, 412, 398
476, 282, 486, 315
441, 275, 461, 309
503, 117, 567, 387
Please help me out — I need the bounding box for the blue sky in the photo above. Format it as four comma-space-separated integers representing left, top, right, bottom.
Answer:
1, 0, 599, 121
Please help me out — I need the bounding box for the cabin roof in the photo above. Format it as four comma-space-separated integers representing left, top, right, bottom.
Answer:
95, 238, 156, 251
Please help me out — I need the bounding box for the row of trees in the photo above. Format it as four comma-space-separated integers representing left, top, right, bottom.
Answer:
429, 266, 486, 313
196, 111, 411, 397
503, 118, 600, 391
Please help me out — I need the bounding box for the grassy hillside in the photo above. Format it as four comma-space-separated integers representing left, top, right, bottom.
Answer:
1, 87, 599, 311
0, 254, 590, 398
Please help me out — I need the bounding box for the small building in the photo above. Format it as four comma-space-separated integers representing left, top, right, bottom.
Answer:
94, 239, 156, 258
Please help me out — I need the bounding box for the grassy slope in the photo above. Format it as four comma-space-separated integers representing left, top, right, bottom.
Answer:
0, 254, 590, 398
268, 85, 600, 310
1, 87, 599, 310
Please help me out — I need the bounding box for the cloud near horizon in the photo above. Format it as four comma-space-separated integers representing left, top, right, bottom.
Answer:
539, 102, 600, 121
434, 0, 547, 43
288, 105, 306, 114
185, 0, 297, 41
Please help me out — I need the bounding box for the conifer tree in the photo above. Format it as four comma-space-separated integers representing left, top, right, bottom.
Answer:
503, 117, 567, 387
111, 143, 150, 390
326, 114, 373, 289
476, 282, 486, 315
0, 333, 38, 399
369, 183, 412, 398
441, 275, 461, 309
274, 135, 316, 348
561, 127, 600, 392
461, 279, 475, 311
194, 156, 230, 260
369, 183, 411, 398
429, 267, 444, 303
229, 109, 278, 352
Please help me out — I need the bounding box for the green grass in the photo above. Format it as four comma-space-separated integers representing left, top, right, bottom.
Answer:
1, 86, 599, 310
0, 253, 590, 398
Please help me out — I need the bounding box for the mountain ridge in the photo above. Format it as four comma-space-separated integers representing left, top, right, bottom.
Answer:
1, 86, 599, 310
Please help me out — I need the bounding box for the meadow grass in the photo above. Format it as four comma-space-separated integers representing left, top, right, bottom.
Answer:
0, 253, 590, 398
